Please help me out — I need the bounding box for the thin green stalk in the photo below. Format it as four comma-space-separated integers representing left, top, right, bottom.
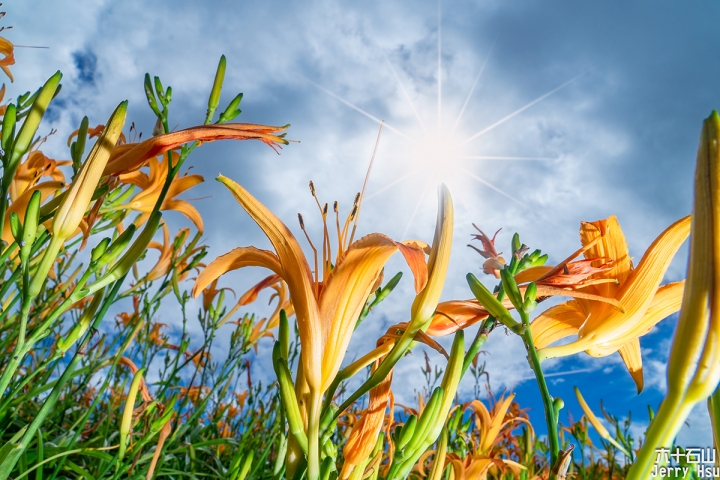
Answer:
0, 278, 126, 480
519, 307, 560, 472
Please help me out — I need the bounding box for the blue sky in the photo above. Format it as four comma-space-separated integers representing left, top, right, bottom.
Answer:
7, 1, 719, 446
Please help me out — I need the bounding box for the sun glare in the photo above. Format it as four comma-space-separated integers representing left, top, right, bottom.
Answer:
306, 0, 586, 234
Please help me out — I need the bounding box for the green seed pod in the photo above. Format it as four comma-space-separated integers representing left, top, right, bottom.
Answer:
1, 103, 17, 153
5, 72, 62, 190
206, 55, 226, 122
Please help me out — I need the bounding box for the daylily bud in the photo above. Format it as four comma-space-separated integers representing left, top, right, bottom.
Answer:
150, 394, 178, 433
4, 72, 62, 190
9, 212, 21, 245
531, 253, 549, 267
144, 73, 161, 116
575, 386, 630, 456
219, 93, 243, 123
427, 428, 448, 480
500, 267, 524, 312
403, 386, 443, 455
1, 103, 16, 153
119, 367, 146, 461
57, 288, 105, 354
96, 225, 136, 268
90, 237, 111, 264
396, 414, 416, 449
165, 86, 172, 104
206, 55, 226, 122
427, 330, 464, 440
467, 273, 522, 332
90, 212, 161, 292
511, 233, 521, 256
53, 101, 127, 240
71, 116, 89, 172
231, 450, 253, 480
20, 190, 41, 261
154, 76, 166, 106
523, 282, 538, 312
373, 271, 403, 306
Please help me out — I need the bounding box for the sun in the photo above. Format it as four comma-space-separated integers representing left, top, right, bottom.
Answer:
414, 130, 466, 181
305, 0, 587, 234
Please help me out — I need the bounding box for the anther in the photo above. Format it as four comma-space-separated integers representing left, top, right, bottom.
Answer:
333, 201, 338, 212
323, 203, 328, 216
297, 213, 305, 229
308, 180, 315, 195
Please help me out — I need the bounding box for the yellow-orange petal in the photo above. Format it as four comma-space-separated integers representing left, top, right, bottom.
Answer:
617, 338, 644, 393
531, 300, 587, 349
319, 233, 427, 391
163, 199, 204, 233
104, 124, 290, 176
238, 274, 282, 306
3, 181, 64, 244
410, 184, 454, 328
216, 174, 322, 389
514, 265, 554, 284
580, 215, 631, 298
192, 247, 283, 298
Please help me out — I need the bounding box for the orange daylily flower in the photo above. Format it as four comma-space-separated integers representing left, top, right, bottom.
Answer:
145, 223, 200, 281
103, 123, 290, 176
117, 154, 205, 232
1, 181, 63, 245
340, 342, 394, 480
193, 175, 428, 396
0, 83, 8, 116
9, 150, 70, 202
0, 36, 15, 82
469, 225, 505, 278
532, 215, 690, 392
339, 186, 454, 479
192, 175, 429, 476
67, 123, 127, 147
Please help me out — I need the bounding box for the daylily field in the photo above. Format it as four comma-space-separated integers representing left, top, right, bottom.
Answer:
0, 5, 718, 480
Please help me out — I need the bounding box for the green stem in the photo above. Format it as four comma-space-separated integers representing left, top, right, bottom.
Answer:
0, 278, 124, 479
520, 307, 560, 472
306, 388, 322, 480
626, 391, 688, 480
